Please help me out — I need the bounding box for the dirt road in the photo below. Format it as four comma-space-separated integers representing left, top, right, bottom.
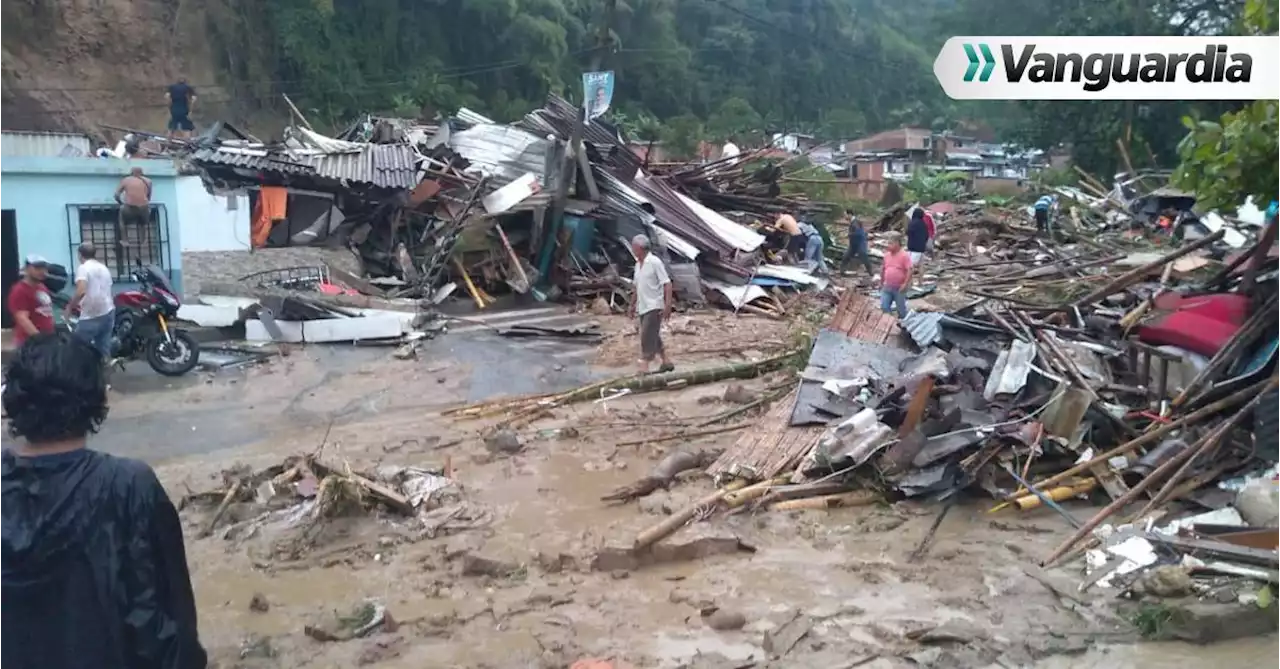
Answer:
90, 313, 1275, 668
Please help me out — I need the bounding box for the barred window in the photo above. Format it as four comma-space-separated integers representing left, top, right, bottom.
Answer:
68, 204, 170, 279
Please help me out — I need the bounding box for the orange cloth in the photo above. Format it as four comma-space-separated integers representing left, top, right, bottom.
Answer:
251, 186, 288, 248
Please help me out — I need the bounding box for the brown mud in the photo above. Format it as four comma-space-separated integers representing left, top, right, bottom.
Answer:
106, 314, 1274, 668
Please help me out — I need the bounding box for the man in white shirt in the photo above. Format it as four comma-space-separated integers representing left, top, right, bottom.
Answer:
628, 234, 674, 374
66, 243, 115, 359
721, 139, 740, 160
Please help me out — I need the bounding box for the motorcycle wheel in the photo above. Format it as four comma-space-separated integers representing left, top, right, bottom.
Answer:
146, 330, 200, 376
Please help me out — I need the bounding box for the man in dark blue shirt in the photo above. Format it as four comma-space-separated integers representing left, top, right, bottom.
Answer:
165, 78, 197, 138
839, 209, 874, 278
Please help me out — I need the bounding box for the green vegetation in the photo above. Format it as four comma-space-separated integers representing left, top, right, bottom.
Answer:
1130, 602, 1185, 640
903, 172, 969, 205
203, 0, 1261, 180
1172, 0, 1279, 213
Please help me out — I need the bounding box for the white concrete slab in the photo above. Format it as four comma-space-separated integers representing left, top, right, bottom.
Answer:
302, 315, 405, 342
245, 319, 305, 343
177, 304, 243, 328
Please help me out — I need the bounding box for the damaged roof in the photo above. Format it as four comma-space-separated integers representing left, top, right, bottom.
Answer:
191, 143, 421, 189
448, 123, 553, 187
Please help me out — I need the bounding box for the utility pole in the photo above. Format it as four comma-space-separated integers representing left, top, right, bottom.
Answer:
552, 0, 616, 211
539, 0, 616, 287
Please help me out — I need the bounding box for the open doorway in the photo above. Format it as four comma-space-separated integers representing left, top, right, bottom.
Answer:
1, 210, 17, 329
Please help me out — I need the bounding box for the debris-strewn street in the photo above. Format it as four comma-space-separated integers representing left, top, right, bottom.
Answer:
5, 79, 1277, 669
102, 258, 1275, 669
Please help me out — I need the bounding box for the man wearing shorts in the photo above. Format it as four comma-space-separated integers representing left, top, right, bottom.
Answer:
115, 167, 152, 265
628, 234, 674, 374
165, 78, 197, 138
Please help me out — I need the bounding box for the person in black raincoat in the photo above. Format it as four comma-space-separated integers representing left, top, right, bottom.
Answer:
2, 333, 207, 669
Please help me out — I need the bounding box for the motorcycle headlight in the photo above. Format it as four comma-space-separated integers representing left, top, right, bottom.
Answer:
161, 292, 179, 307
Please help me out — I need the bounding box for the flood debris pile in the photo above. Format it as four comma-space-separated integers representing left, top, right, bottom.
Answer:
181, 454, 489, 563
176, 100, 840, 346
466, 202, 1277, 605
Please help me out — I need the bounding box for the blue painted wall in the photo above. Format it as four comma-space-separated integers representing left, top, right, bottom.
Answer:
0, 157, 184, 294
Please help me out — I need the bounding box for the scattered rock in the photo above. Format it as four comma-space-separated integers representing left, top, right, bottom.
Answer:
696, 395, 719, 405
535, 551, 578, 574
483, 429, 524, 455
1136, 565, 1194, 598
1236, 479, 1279, 527
702, 607, 747, 631
392, 343, 418, 360
610, 570, 630, 580
722, 384, 756, 405
248, 592, 270, 613
461, 553, 522, 578
1160, 601, 1279, 643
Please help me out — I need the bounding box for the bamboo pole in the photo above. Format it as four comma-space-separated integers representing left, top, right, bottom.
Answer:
634, 488, 729, 550
770, 490, 880, 510
1072, 229, 1225, 307
1009, 380, 1265, 498
1040, 375, 1276, 567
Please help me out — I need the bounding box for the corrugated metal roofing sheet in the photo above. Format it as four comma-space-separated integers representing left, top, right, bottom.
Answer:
448, 124, 551, 187
2, 130, 93, 157
190, 144, 421, 189
900, 311, 944, 348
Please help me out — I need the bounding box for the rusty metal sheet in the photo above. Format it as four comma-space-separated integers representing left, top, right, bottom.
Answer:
827, 291, 899, 343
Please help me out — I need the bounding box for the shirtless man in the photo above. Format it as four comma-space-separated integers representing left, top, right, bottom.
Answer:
115, 168, 152, 265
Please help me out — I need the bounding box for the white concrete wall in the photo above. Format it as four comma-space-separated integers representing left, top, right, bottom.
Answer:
176, 176, 250, 252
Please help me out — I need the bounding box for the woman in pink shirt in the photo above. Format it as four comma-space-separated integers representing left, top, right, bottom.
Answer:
879, 232, 913, 318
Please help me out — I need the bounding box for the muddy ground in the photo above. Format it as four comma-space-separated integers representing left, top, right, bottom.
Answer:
90, 308, 1275, 669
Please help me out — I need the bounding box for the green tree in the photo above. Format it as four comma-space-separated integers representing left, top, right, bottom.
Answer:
1171, 0, 1278, 213
706, 97, 763, 143
660, 114, 704, 159
819, 108, 866, 141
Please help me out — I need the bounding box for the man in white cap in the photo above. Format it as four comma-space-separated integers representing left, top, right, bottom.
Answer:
6, 255, 55, 347
628, 234, 674, 373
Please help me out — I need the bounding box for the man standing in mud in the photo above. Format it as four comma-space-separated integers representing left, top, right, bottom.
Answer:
628, 234, 674, 374
1, 333, 207, 668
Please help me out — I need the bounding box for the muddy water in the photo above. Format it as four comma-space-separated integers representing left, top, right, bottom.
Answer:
116, 340, 1278, 668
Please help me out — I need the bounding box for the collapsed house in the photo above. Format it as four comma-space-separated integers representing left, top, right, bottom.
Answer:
176, 97, 831, 333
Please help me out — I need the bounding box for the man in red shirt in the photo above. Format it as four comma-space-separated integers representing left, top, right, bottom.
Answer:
7, 255, 56, 347
879, 233, 913, 319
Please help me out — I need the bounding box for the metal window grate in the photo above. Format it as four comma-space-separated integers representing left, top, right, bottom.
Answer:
66, 204, 170, 279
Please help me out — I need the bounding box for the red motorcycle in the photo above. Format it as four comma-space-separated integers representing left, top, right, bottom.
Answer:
110, 265, 200, 376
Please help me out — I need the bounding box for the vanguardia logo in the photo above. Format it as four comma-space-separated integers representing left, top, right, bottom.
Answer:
1002, 44, 1252, 92
936, 37, 1276, 101
963, 43, 996, 82
961, 43, 1252, 91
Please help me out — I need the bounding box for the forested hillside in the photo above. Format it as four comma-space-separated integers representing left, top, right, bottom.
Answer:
0, 0, 1262, 175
